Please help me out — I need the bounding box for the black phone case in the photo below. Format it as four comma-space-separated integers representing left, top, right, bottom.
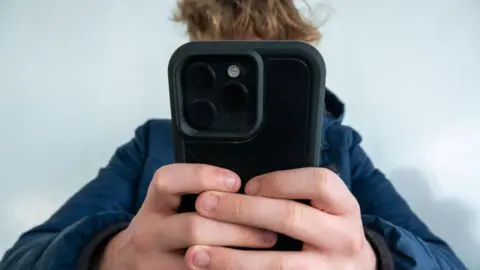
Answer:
168, 41, 326, 251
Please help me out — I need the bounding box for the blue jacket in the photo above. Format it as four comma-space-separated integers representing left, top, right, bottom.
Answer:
0, 91, 465, 270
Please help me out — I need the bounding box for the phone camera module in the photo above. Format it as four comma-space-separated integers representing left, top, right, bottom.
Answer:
186, 99, 217, 129
186, 63, 215, 91
221, 83, 249, 112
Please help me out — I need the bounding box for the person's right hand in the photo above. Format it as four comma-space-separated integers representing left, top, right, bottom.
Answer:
98, 164, 277, 270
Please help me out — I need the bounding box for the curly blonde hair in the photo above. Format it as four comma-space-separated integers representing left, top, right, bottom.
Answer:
172, 0, 321, 43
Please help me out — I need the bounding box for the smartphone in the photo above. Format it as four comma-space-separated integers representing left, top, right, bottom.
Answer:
168, 41, 326, 251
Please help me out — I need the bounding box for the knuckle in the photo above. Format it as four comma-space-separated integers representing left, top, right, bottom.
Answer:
128, 216, 157, 253
280, 201, 303, 232
275, 256, 298, 270
310, 168, 328, 193
342, 194, 361, 215
129, 228, 150, 252
350, 200, 361, 214
232, 197, 245, 219
314, 167, 330, 181
268, 171, 283, 182
152, 165, 173, 193
351, 234, 365, 253
184, 214, 203, 244
339, 230, 364, 255
195, 164, 215, 188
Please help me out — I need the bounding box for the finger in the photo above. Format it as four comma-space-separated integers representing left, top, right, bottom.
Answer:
185, 245, 326, 270
246, 168, 358, 215
196, 192, 351, 250
157, 212, 277, 250
143, 163, 240, 214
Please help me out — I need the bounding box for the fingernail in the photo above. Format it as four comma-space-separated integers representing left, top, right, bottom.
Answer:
245, 180, 259, 195
202, 194, 218, 212
263, 231, 277, 244
224, 172, 238, 189
193, 249, 210, 268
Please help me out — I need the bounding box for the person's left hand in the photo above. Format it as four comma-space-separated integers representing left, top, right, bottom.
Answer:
185, 168, 377, 270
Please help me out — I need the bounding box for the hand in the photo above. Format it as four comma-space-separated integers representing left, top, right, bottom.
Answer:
188, 168, 377, 270
99, 164, 278, 270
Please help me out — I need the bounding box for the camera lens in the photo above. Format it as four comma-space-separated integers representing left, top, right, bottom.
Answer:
221, 83, 249, 112
185, 63, 215, 91
186, 99, 217, 129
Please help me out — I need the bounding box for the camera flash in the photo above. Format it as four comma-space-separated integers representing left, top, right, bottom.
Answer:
227, 64, 240, 78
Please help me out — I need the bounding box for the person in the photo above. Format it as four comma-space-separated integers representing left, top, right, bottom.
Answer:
0, 0, 466, 269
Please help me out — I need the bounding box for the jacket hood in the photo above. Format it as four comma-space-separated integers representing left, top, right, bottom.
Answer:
324, 89, 345, 128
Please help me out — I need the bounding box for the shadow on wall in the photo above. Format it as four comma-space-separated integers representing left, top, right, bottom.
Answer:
389, 168, 479, 268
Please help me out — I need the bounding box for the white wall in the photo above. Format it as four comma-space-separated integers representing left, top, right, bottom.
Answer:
0, 0, 479, 267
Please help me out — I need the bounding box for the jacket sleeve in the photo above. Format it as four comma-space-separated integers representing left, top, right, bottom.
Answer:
0, 121, 152, 270
349, 129, 466, 269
